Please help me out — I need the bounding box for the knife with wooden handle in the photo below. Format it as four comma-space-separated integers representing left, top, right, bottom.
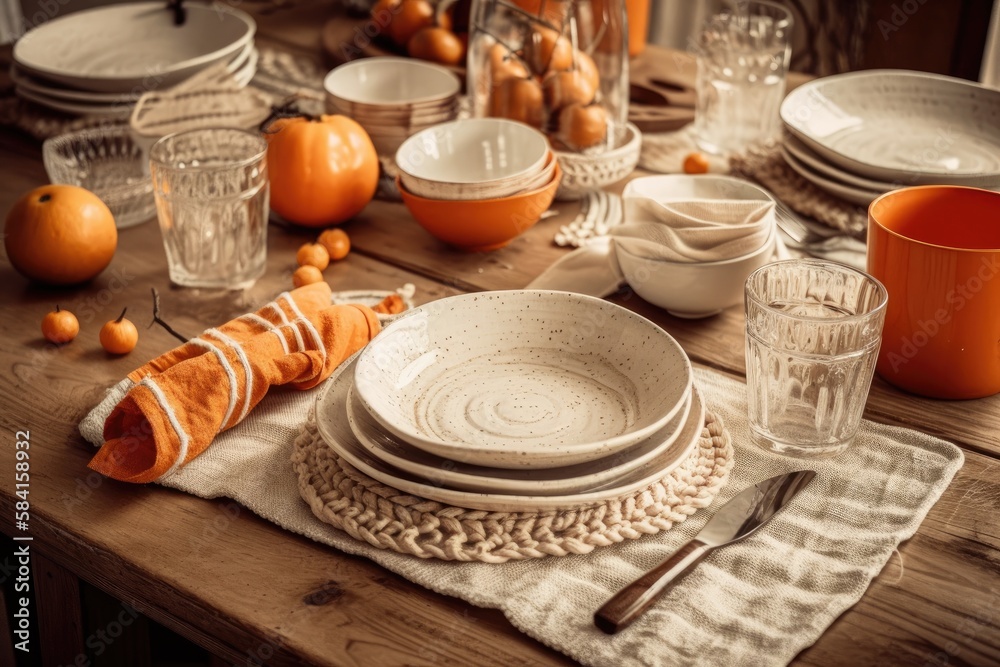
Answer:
594, 469, 817, 634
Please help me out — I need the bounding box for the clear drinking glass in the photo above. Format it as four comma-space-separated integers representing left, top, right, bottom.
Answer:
694, 0, 793, 155
149, 128, 269, 289
744, 259, 888, 458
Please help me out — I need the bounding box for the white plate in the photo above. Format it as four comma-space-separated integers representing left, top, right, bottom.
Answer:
780, 70, 1000, 186
9, 40, 253, 103
16, 50, 257, 117
782, 133, 898, 192
780, 145, 883, 206
316, 355, 707, 512
13, 2, 255, 93
345, 383, 697, 495
353, 291, 694, 469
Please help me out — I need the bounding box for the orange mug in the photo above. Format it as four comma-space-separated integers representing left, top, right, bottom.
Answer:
867, 186, 1000, 399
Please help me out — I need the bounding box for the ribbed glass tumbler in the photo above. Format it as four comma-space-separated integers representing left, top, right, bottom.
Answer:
744, 259, 888, 458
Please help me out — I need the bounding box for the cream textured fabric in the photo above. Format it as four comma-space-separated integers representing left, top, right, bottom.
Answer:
80, 366, 963, 667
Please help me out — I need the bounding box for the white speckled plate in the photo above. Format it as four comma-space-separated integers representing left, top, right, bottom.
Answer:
13, 2, 255, 93
316, 355, 707, 512
780, 70, 1000, 186
780, 145, 883, 206
346, 383, 697, 495
782, 133, 898, 192
353, 291, 694, 469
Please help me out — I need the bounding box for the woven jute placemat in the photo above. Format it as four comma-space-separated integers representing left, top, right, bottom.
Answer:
293, 408, 734, 563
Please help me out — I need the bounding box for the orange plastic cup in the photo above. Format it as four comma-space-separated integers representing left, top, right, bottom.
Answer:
867, 186, 1000, 399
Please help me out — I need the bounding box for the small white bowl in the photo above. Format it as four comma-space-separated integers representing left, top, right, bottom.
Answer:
395, 118, 550, 201
352, 291, 693, 469
554, 122, 642, 200
616, 222, 777, 319
323, 57, 460, 107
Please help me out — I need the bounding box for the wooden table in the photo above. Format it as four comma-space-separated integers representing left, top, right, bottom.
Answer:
1, 5, 999, 667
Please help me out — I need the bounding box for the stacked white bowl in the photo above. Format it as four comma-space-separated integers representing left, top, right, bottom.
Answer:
12, 2, 257, 117
323, 57, 461, 158
313, 291, 703, 512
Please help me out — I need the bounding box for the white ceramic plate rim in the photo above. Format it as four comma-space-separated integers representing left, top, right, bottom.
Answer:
353, 291, 695, 469
780, 145, 881, 206
346, 383, 696, 495
780, 69, 1000, 182
316, 355, 707, 512
782, 133, 897, 191
13, 3, 255, 88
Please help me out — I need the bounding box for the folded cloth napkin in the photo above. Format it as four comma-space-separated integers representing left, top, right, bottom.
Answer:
82, 283, 381, 483
529, 196, 784, 297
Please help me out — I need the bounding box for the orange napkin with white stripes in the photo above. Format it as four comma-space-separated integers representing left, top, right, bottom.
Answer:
86, 282, 380, 483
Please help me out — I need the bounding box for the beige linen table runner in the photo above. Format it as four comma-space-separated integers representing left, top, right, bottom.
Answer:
80, 366, 963, 666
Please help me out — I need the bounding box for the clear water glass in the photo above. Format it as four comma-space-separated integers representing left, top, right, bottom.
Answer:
149, 128, 269, 289
694, 0, 793, 155
744, 259, 888, 458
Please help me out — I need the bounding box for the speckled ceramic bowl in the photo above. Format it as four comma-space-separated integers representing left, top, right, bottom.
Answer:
352, 291, 693, 469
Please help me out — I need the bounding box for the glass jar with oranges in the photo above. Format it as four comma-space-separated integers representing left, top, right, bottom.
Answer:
467, 0, 628, 153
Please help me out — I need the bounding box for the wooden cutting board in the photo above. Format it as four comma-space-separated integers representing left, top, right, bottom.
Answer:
321, 16, 696, 133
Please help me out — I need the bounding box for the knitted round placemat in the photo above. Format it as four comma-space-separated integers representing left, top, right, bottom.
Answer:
293, 407, 734, 563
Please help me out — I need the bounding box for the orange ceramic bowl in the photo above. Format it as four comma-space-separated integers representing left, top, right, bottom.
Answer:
397, 163, 561, 252
867, 186, 1000, 399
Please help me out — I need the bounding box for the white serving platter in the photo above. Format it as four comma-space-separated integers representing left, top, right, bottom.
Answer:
780, 70, 1000, 186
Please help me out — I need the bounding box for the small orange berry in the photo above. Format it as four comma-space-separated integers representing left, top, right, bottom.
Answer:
41, 305, 79, 344
293, 265, 325, 288
318, 228, 351, 261
296, 242, 330, 270
683, 152, 710, 174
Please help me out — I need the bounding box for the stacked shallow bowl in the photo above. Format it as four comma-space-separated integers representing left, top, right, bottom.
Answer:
11, 2, 257, 117
394, 118, 562, 251
779, 70, 1000, 205
323, 57, 461, 158
314, 291, 702, 512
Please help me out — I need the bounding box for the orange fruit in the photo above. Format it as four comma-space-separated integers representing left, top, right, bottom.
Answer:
4, 184, 117, 285
683, 152, 710, 174
524, 26, 572, 75
318, 228, 351, 261
292, 265, 325, 288
488, 42, 528, 85
543, 69, 595, 110
296, 242, 330, 270
489, 77, 545, 128
556, 103, 607, 150
41, 305, 79, 344
388, 0, 435, 48
408, 26, 465, 65
100, 308, 138, 355
574, 51, 600, 91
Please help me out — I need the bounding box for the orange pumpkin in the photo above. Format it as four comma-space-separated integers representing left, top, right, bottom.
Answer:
4, 184, 117, 285
265, 115, 379, 228
100, 308, 138, 355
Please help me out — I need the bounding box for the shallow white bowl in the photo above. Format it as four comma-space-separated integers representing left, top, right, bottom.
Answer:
316, 354, 706, 512
14, 2, 254, 93
623, 174, 779, 211
395, 118, 551, 200
323, 57, 460, 106
554, 122, 642, 200
780, 70, 1000, 186
616, 222, 777, 319
353, 290, 693, 469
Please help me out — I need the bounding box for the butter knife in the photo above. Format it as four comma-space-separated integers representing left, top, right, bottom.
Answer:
594, 469, 816, 634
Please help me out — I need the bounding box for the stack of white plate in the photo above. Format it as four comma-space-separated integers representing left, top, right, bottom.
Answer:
779, 70, 1000, 205
12, 2, 257, 117
315, 291, 703, 513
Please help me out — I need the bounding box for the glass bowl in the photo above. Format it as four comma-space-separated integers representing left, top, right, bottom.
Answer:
42, 126, 156, 229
